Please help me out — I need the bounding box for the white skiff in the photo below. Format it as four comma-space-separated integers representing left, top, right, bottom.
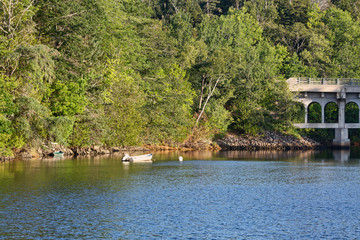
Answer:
122, 153, 152, 162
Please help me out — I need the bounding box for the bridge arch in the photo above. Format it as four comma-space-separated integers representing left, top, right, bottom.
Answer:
293, 102, 306, 124
308, 102, 322, 123
324, 102, 338, 123
345, 102, 359, 123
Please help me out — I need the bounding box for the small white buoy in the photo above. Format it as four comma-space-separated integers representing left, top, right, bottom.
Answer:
179, 156, 183, 161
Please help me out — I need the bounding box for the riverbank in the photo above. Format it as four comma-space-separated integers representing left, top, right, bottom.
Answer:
0, 146, 150, 162
216, 131, 320, 150
0, 131, 321, 162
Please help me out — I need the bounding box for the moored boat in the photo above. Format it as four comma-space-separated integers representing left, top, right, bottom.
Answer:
122, 153, 152, 162
53, 151, 64, 158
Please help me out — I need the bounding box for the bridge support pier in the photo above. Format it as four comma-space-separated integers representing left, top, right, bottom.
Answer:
333, 128, 350, 147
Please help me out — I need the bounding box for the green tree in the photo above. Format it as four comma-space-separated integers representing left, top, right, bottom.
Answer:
101, 60, 145, 147
0, 74, 17, 155
12, 96, 50, 147
143, 65, 195, 144
222, 10, 296, 134
243, 0, 278, 24
324, 8, 360, 77
332, 0, 360, 20
11, 45, 58, 101
200, 0, 221, 16
0, 0, 36, 51
0, 0, 37, 77
276, 0, 311, 26
301, 32, 332, 77
46, 117, 74, 146
188, 14, 237, 134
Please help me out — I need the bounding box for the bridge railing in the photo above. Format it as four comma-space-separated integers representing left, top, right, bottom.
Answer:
297, 77, 360, 85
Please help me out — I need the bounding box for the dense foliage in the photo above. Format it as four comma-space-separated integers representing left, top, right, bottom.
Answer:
1, 0, 360, 154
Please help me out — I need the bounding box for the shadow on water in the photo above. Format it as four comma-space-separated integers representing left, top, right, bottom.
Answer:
152, 148, 360, 164
221, 149, 355, 163
1, 148, 360, 180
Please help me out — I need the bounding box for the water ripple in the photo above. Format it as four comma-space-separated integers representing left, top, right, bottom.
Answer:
1, 155, 360, 239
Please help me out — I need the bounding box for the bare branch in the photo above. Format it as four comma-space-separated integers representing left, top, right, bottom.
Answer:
198, 75, 206, 111
10, 60, 18, 77
0, 25, 8, 34
14, 0, 34, 32
60, 10, 85, 19
195, 75, 222, 126
169, 0, 179, 14
1, 1, 9, 18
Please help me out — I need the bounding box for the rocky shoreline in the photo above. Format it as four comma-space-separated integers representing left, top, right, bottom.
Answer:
0, 131, 321, 162
216, 131, 320, 150
0, 146, 150, 162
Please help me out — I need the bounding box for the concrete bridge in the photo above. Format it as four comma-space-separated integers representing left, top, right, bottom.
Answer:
287, 77, 360, 147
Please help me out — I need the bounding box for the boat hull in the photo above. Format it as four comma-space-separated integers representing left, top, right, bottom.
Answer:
53, 151, 64, 157
122, 153, 152, 162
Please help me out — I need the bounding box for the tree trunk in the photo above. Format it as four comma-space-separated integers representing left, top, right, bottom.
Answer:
198, 75, 206, 111
207, 1, 210, 16
195, 76, 221, 126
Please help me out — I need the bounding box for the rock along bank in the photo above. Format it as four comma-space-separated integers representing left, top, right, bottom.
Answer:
0, 131, 320, 162
216, 131, 320, 150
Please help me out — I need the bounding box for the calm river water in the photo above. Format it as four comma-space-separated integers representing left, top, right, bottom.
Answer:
1, 149, 360, 239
